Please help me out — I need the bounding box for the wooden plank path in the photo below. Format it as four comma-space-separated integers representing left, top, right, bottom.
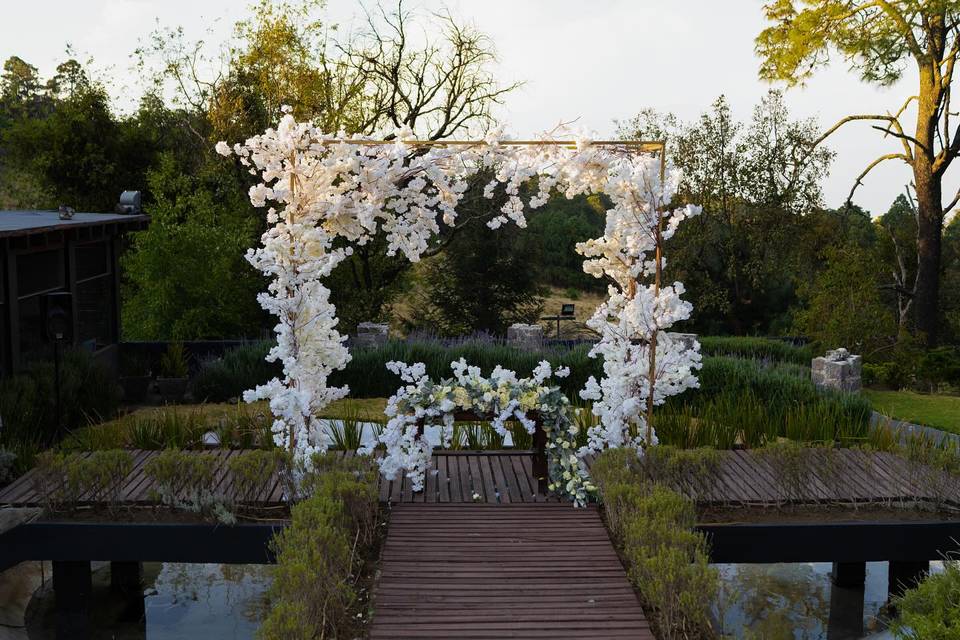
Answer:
370, 503, 654, 639
2, 448, 958, 508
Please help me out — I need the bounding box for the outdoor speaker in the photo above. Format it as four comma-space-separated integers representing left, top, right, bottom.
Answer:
117, 190, 142, 214
43, 291, 73, 342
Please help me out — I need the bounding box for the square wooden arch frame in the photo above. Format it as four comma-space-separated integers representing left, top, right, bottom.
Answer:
316, 138, 667, 180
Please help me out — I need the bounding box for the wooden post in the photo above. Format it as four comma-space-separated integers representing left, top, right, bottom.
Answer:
110, 561, 145, 625
888, 560, 929, 601
532, 417, 548, 495
53, 560, 91, 640
830, 561, 866, 588
827, 565, 865, 639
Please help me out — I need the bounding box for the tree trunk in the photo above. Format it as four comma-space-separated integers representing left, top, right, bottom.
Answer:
912, 171, 942, 345
912, 62, 944, 347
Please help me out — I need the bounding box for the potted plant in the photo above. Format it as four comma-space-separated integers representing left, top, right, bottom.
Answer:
156, 342, 190, 404
118, 351, 152, 404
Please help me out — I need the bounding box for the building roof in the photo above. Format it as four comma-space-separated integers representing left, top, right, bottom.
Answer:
0, 210, 150, 238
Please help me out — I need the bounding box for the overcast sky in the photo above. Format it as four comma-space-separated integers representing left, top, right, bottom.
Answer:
3, 0, 952, 218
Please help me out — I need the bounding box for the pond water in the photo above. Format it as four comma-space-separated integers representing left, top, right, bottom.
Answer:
714, 561, 943, 639
15, 557, 941, 638
25, 562, 272, 640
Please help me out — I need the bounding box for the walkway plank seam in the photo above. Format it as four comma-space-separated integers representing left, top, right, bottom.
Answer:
1, 449, 958, 510
369, 503, 655, 640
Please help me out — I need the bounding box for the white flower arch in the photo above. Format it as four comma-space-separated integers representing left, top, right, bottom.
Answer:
217, 113, 703, 494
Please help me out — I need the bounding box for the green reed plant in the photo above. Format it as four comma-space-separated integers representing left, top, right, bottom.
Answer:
328, 404, 368, 451
507, 421, 533, 449
698, 336, 812, 366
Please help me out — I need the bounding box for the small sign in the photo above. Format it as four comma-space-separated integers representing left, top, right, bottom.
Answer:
561, 303, 575, 317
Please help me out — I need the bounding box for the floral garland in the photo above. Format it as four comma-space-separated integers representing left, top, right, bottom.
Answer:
218, 111, 702, 474
380, 359, 594, 506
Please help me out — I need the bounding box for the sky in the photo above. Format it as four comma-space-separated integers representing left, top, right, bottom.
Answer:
1, 0, 951, 218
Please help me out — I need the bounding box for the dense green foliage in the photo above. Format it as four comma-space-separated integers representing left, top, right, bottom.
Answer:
259, 454, 380, 639
0, 350, 121, 474
191, 341, 281, 402
795, 244, 896, 356
591, 448, 718, 639
121, 155, 266, 340
411, 209, 545, 335
893, 560, 960, 639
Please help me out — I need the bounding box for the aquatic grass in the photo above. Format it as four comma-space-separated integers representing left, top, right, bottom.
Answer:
328, 404, 368, 452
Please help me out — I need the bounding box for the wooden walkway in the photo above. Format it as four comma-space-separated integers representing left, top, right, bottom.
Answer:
1, 447, 957, 508
370, 503, 654, 639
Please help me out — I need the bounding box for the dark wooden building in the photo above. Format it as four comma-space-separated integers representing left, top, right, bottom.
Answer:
0, 210, 149, 374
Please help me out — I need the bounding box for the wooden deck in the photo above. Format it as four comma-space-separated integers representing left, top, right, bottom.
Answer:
370, 503, 654, 639
1, 447, 957, 509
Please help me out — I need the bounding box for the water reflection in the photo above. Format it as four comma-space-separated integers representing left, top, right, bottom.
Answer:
713, 561, 943, 639
143, 563, 272, 639
25, 562, 272, 640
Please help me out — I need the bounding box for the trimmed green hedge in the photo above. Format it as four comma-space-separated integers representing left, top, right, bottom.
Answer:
259, 455, 380, 639
191, 341, 281, 403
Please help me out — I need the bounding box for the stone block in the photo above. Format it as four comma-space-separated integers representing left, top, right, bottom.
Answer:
667, 332, 699, 351
812, 348, 861, 393
507, 324, 544, 350
353, 322, 389, 348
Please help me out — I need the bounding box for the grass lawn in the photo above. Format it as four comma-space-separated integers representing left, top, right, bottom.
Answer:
864, 389, 960, 434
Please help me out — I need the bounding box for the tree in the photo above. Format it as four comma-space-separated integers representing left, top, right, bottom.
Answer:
877, 193, 920, 330
410, 179, 544, 336
757, 0, 960, 345
1, 58, 154, 212
0, 56, 48, 123
619, 92, 832, 334
121, 153, 266, 340
134, 1, 521, 330
795, 243, 896, 354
